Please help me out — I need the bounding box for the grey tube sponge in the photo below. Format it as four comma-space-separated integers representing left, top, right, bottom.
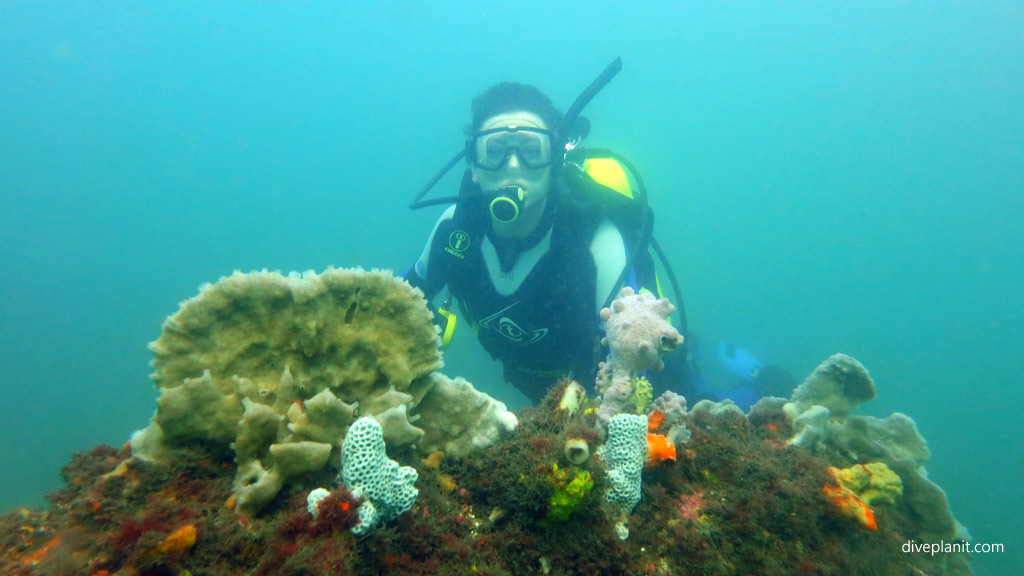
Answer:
783, 354, 877, 449
784, 353, 876, 420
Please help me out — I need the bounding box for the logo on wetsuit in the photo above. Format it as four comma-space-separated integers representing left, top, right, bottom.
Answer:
478, 302, 547, 345
445, 230, 470, 259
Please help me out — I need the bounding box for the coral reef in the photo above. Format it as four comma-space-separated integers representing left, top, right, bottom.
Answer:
0, 375, 973, 576
128, 268, 515, 515
779, 354, 966, 551
0, 272, 974, 576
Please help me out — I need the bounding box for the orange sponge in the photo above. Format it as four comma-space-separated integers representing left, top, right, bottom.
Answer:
647, 409, 666, 432
824, 469, 878, 531
646, 433, 676, 467
152, 524, 197, 555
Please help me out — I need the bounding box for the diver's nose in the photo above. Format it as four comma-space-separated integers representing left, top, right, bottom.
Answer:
505, 152, 521, 169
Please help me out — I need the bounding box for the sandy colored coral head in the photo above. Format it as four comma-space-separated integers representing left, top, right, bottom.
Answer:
148, 268, 441, 399
131, 268, 520, 517
134, 268, 442, 516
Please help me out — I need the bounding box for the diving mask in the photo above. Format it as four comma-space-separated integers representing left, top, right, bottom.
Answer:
467, 126, 555, 170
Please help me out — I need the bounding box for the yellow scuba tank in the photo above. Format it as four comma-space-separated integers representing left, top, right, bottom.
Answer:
581, 157, 633, 200
563, 149, 641, 212
562, 148, 682, 330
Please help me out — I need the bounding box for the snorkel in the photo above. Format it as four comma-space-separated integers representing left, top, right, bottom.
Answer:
556, 57, 621, 156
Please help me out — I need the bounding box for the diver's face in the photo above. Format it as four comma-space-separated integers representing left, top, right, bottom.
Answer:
470, 111, 553, 210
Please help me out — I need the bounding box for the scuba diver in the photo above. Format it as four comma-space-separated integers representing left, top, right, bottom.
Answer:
689, 342, 796, 411
404, 58, 693, 403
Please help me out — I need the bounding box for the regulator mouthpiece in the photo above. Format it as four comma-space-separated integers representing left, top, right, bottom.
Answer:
489, 186, 524, 223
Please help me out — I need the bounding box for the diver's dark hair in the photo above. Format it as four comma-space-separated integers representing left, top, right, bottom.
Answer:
467, 82, 562, 135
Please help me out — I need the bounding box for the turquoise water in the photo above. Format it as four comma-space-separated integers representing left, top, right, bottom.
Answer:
1, 2, 1020, 574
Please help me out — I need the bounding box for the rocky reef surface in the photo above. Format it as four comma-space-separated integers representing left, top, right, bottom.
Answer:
0, 269, 972, 576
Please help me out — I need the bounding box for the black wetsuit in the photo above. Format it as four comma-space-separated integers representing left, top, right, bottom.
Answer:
405, 179, 642, 403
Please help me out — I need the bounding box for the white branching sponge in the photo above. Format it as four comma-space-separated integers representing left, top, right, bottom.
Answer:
599, 287, 683, 375
341, 417, 419, 535
595, 287, 684, 428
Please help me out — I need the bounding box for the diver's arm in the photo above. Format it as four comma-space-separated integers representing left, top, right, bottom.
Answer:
402, 205, 457, 301
589, 217, 628, 311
